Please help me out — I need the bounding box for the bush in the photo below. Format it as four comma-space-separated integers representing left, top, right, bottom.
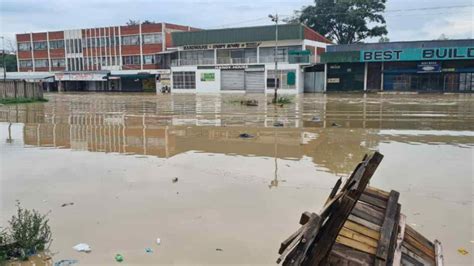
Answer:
2, 203, 52, 261
271, 96, 294, 105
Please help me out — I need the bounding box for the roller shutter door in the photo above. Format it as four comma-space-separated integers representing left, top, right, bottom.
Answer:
245, 71, 265, 92
221, 70, 245, 91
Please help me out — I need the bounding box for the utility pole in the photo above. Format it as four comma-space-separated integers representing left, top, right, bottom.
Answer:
1, 36, 6, 83
269, 14, 279, 103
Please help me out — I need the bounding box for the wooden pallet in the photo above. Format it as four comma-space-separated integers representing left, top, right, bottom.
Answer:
277, 152, 443, 266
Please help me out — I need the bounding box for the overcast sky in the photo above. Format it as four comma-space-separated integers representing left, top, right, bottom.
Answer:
1, 0, 473, 50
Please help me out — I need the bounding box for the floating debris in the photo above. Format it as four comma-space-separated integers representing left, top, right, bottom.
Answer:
73, 243, 91, 253
216, 248, 223, 252
145, 247, 153, 253
61, 202, 74, 207
172, 177, 178, 183
457, 248, 469, 255
54, 259, 79, 266
156, 238, 161, 245
331, 122, 341, 127
115, 254, 124, 262
274, 122, 284, 127
312, 116, 321, 122
239, 133, 254, 139
241, 99, 258, 106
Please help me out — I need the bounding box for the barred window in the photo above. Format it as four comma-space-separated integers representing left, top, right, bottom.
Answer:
34, 59, 49, 68
49, 40, 64, 49
51, 59, 65, 67
33, 41, 47, 50
122, 35, 139, 45
142, 33, 162, 44
19, 60, 33, 67
18, 42, 31, 51
173, 72, 196, 89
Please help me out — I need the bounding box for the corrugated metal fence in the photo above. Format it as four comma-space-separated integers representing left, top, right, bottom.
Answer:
0, 81, 44, 99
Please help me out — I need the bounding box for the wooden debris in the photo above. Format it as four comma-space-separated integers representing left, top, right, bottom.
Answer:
277, 152, 443, 266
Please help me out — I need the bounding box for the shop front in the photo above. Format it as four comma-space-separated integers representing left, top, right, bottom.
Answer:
322, 39, 474, 92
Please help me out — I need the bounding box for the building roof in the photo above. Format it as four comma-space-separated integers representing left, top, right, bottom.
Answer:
171, 24, 329, 46
327, 39, 474, 52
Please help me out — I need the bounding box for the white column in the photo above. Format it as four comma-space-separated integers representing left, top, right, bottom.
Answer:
139, 23, 143, 70
118, 27, 123, 69
46, 32, 51, 71
30, 33, 35, 71
113, 27, 118, 67
94, 28, 98, 71
257, 46, 260, 63
323, 63, 327, 92
214, 49, 217, 64
98, 28, 103, 70
380, 62, 384, 91
363, 62, 368, 91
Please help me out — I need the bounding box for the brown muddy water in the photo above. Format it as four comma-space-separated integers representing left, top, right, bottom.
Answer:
0, 92, 473, 265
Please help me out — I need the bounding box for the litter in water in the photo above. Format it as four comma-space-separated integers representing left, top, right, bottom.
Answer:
156, 238, 161, 245
54, 259, 79, 266
172, 177, 178, 183
61, 202, 74, 207
73, 243, 91, 252
457, 248, 469, 255
239, 133, 253, 139
115, 254, 124, 262
145, 248, 153, 253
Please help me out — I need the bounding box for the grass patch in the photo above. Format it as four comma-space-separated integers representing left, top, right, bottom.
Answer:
0, 98, 48, 105
271, 96, 294, 105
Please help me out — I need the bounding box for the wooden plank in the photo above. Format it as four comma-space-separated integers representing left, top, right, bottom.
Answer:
359, 192, 387, 210
347, 214, 381, 232
401, 245, 435, 266
282, 215, 322, 266
339, 227, 379, 248
403, 240, 436, 264
401, 252, 425, 266
366, 186, 390, 199
405, 233, 436, 259
329, 242, 375, 265
279, 225, 304, 255
392, 213, 407, 266
352, 201, 385, 226
336, 235, 377, 255
304, 152, 384, 266
375, 190, 400, 264
434, 240, 444, 266
325, 177, 342, 205
343, 220, 380, 240
386, 203, 401, 265
405, 225, 435, 250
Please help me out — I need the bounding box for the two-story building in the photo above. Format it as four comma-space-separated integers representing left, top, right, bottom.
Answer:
169, 24, 331, 93
15, 22, 198, 92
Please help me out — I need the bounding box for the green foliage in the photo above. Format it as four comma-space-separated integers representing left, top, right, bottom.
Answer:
292, 0, 388, 44
2, 203, 52, 261
272, 96, 293, 105
0, 54, 17, 72
0, 98, 48, 105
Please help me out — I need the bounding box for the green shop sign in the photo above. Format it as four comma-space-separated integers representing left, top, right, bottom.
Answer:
361, 47, 474, 62
200, 73, 215, 82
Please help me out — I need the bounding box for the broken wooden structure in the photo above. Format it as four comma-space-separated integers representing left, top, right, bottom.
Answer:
277, 152, 443, 266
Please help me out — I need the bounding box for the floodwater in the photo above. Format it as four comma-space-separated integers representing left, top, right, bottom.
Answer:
0, 92, 473, 265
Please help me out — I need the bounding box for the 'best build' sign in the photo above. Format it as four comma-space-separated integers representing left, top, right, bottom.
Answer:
361, 47, 474, 62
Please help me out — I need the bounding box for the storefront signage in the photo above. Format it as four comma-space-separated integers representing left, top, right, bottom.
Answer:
361, 47, 474, 62
417, 61, 441, 73
327, 78, 340, 84
55, 73, 107, 81
200, 73, 215, 82
182, 42, 261, 51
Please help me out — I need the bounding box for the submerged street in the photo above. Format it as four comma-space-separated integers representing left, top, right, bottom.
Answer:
0, 93, 473, 265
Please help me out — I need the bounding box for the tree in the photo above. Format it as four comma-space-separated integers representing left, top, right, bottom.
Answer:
378, 36, 390, 43
0, 54, 17, 72
437, 33, 449, 40
126, 19, 140, 26
291, 0, 388, 44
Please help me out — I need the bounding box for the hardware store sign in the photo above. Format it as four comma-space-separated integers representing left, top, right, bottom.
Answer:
361, 47, 474, 62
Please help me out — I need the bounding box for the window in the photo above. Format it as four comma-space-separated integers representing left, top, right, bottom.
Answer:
173, 72, 196, 89
122, 35, 139, 45
19, 60, 33, 67
49, 40, 64, 49
33, 41, 47, 50
34, 59, 48, 68
51, 59, 65, 67
18, 42, 31, 51
143, 55, 156, 64
267, 70, 296, 89
122, 55, 140, 65
142, 33, 162, 44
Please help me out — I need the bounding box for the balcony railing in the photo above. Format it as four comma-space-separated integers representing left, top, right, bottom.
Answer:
171, 55, 318, 67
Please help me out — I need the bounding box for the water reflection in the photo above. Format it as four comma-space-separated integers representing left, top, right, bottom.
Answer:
0, 93, 473, 176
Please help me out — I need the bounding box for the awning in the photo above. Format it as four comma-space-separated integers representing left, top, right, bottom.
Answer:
158, 50, 177, 54
109, 73, 156, 79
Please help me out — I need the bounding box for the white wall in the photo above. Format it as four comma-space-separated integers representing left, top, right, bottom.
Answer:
196, 69, 221, 93
264, 63, 302, 95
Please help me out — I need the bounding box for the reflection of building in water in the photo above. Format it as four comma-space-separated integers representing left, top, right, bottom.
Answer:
1, 93, 473, 175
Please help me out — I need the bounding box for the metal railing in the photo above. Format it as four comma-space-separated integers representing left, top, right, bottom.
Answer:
171, 55, 318, 66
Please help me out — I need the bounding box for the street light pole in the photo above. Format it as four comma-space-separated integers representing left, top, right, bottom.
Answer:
1, 36, 6, 83
269, 14, 279, 103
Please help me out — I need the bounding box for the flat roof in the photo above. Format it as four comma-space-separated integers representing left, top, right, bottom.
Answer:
171, 24, 319, 46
